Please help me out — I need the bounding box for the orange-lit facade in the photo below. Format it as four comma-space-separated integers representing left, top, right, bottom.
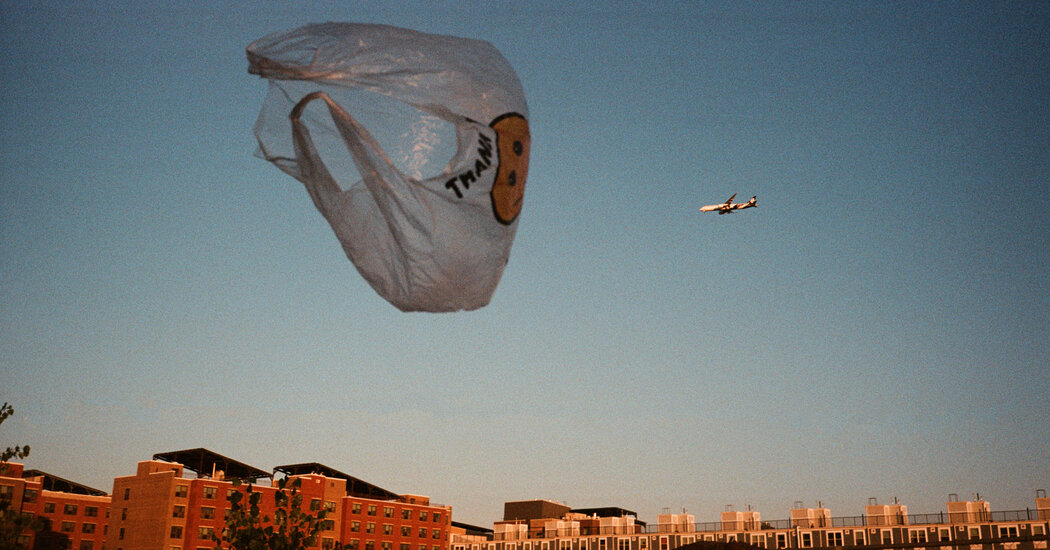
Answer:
104, 450, 451, 550
6, 455, 1050, 550
1, 462, 111, 550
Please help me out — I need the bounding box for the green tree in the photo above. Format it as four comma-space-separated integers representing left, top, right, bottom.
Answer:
0, 402, 46, 550
1, 403, 30, 471
214, 476, 341, 550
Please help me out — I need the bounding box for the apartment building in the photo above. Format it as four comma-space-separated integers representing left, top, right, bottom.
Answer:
6, 455, 1048, 550
0, 462, 110, 550
456, 496, 1050, 550
105, 448, 451, 550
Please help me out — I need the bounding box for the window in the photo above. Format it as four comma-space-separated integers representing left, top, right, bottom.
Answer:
348, 540, 359, 550
44, 502, 56, 514
420, 528, 428, 538
325, 501, 336, 512
322, 519, 335, 531
658, 538, 668, 550
173, 505, 186, 518
199, 527, 215, 539
827, 532, 843, 546
61, 521, 76, 533
402, 545, 411, 550
352, 521, 360, 532
800, 532, 812, 548
403, 509, 412, 520
384, 524, 394, 535
383, 543, 392, 550
203, 486, 217, 500
385, 506, 394, 518
83, 523, 97, 534
968, 527, 980, 539
938, 528, 951, 541
368, 505, 377, 516
367, 522, 375, 534
119, 527, 125, 540
122, 508, 128, 520
1033, 525, 1045, 536
22, 489, 38, 504
751, 535, 766, 548
170, 526, 183, 539
85, 506, 98, 517
323, 539, 336, 550
420, 511, 428, 521
124, 488, 131, 500
617, 539, 630, 550
909, 530, 927, 544
433, 529, 440, 540
311, 499, 322, 511
79, 542, 94, 550
201, 507, 215, 520
175, 485, 188, 498
434, 512, 442, 523
854, 531, 866, 545
402, 527, 411, 536
881, 530, 893, 544
1000, 526, 1019, 538
366, 542, 375, 550
353, 503, 362, 514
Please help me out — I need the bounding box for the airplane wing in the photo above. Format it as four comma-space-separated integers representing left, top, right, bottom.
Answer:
724, 193, 737, 205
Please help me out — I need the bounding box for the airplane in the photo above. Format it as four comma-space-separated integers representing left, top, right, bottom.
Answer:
699, 193, 757, 215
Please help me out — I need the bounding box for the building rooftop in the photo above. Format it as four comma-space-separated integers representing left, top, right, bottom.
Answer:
153, 448, 270, 482
572, 507, 647, 527
273, 462, 402, 500
22, 469, 108, 496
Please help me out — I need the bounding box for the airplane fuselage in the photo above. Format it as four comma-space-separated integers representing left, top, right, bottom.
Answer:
700, 195, 757, 214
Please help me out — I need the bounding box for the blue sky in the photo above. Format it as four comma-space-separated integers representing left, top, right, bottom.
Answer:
2, 1, 1047, 526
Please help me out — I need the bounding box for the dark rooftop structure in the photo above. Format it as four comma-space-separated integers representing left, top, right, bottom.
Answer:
273, 462, 401, 500
153, 448, 270, 483
22, 469, 108, 496
452, 521, 493, 536
504, 499, 573, 521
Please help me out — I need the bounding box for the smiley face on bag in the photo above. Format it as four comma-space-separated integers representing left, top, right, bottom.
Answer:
490, 113, 530, 225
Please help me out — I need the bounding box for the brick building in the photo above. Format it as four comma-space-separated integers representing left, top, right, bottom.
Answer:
457, 496, 1050, 550
105, 448, 451, 550
1, 462, 110, 550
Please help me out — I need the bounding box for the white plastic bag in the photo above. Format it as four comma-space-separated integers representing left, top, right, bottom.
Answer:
247, 23, 529, 312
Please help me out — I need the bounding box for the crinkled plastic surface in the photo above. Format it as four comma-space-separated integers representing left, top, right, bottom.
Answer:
247, 23, 529, 312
